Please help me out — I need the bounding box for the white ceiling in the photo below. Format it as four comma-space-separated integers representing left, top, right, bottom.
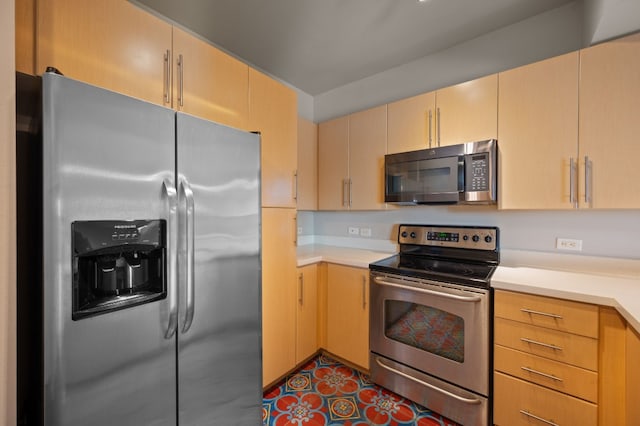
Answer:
134, 0, 575, 96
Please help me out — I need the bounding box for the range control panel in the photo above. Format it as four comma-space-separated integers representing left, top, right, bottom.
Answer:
398, 224, 497, 250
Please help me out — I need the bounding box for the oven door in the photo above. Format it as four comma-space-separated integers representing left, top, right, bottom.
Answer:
370, 271, 490, 396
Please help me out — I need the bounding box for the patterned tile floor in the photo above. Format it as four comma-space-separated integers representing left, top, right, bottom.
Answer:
263, 354, 461, 426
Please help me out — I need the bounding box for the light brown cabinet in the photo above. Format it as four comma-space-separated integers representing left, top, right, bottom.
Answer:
172, 27, 249, 130
386, 75, 497, 154
297, 117, 318, 210
16, 0, 35, 74
578, 32, 640, 209
497, 52, 579, 210
296, 264, 319, 363
249, 68, 298, 209
318, 105, 386, 210
493, 290, 599, 425
626, 325, 640, 423
325, 264, 369, 369
261, 208, 297, 387
36, 0, 173, 106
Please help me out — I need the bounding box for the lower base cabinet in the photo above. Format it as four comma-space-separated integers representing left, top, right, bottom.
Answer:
296, 264, 319, 363
325, 264, 370, 369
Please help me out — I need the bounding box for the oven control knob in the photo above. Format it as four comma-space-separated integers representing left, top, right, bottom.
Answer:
410, 232, 417, 239
472, 235, 480, 242
484, 235, 493, 243
463, 235, 469, 241
401, 231, 408, 238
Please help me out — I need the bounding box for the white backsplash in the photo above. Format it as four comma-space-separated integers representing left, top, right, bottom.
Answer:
297, 207, 640, 260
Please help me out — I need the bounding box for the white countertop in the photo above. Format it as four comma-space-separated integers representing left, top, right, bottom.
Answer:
297, 244, 640, 332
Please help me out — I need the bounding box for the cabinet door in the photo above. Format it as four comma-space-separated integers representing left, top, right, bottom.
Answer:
249, 69, 298, 208
16, 0, 35, 74
318, 116, 349, 210
326, 264, 369, 369
627, 325, 640, 423
172, 27, 249, 130
262, 208, 297, 387
387, 91, 435, 153
296, 264, 318, 363
579, 33, 640, 209
349, 105, 387, 210
498, 52, 579, 210
436, 74, 498, 147
37, 0, 172, 106
297, 118, 318, 210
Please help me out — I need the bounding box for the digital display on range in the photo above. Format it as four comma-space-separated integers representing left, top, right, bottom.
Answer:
427, 231, 459, 242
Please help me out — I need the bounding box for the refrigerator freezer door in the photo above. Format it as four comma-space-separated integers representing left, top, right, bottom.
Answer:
176, 112, 262, 425
42, 73, 177, 425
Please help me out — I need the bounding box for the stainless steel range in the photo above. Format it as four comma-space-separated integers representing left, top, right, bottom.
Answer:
369, 224, 499, 426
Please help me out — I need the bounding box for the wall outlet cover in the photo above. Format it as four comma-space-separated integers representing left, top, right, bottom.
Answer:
556, 238, 583, 251
348, 226, 359, 236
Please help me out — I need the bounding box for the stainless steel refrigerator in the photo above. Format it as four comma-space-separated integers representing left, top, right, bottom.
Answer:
16, 71, 262, 425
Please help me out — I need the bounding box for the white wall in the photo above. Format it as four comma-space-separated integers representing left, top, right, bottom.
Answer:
584, 0, 640, 44
304, 208, 640, 259
313, 2, 584, 122
1, 0, 16, 423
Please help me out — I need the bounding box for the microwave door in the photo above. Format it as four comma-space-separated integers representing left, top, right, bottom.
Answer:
413, 156, 463, 203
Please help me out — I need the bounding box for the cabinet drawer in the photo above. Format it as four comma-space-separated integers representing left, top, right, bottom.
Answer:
494, 345, 597, 402
494, 318, 598, 370
494, 372, 597, 426
495, 290, 598, 338
495, 291, 598, 338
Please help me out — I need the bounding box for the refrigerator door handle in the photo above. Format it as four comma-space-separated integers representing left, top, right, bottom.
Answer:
163, 178, 179, 339
180, 176, 196, 334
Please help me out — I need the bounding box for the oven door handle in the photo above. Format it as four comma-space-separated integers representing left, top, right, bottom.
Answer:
373, 276, 482, 302
375, 357, 483, 405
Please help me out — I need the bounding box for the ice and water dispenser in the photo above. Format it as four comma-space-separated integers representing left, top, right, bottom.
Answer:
72, 220, 167, 320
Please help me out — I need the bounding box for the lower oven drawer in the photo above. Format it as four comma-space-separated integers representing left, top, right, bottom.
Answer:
370, 353, 488, 426
494, 345, 598, 403
493, 372, 597, 426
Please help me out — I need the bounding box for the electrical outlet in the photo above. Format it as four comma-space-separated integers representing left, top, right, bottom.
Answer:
360, 228, 372, 237
556, 238, 583, 251
348, 227, 359, 236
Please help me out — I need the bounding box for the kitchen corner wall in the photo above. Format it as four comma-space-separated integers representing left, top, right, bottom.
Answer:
1, 0, 16, 424
299, 209, 640, 259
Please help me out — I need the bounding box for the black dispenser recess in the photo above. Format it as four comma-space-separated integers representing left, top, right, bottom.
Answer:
72, 220, 167, 320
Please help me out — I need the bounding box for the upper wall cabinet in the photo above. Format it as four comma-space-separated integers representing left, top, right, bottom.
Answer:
172, 27, 249, 130
435, 74, 497, 147
297, 117, 318, 211
318, 105, 387, 210
16, 0, 35, 74
249, 68, 298, 208
387, 91, 435, 154
498, 52, 579, 210
386, 75, 497, 154
318, 116, 349, 210
37, 0, 173, 106
578, 33, 640, 209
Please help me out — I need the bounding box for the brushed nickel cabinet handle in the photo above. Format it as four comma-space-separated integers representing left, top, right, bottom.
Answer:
569, 157, 576, 207
520, 337, 563, 351
298, 273, 304, 305
520, 308, 563, 320
293, 170, 298, 201
521, 366, 563, 382
584, 155, 592, 207
348, 178, 353, 208
436, 107, 441, 147
177, 54, 184, 107
163, 49, 171, 104
293, 215, 297, 246
519, 410, 559, 426
428, 110, 432, 148
362, 275, 366, 309
342, 178, 349, 207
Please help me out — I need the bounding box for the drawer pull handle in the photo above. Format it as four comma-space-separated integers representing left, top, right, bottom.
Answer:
520, 410, 559, 426
520, 308, 563, 319
521, 366, 563, 382
520, 337, 563, 351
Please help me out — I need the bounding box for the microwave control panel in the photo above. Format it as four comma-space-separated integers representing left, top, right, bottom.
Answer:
466, 153, 489, 192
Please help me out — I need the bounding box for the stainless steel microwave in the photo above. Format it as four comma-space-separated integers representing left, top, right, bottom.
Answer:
385, 139, 497, 205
